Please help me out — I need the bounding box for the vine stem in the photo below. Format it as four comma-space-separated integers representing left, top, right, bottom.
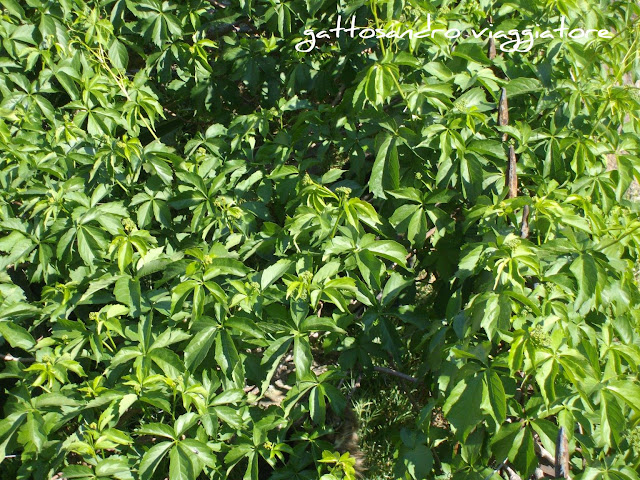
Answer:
373, 366, 420, 383
595, 223, 640, 252
370, 0, 386, 57
2, 354, 35, 363
483, 457, 508, 480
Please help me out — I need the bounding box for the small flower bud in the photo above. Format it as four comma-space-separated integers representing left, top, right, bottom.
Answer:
529, 325, 550, 348
300, 271, 314, 283
121, 218, 137, 233
503, 237, 521, 251
335, 186, 352, 198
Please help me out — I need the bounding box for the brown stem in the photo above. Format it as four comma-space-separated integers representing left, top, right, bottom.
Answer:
373, 366, 420, 384
506, 145, 518, 199
503, 464, 522, 480
207, 22, 257, 39
535, 440, 555, 464
498, 87, 509, 141
488, 37, 497, 60
2, 354, 35, 363
331, 85, 347, 107
520, 204, 530, 239
555, 427, 570, 479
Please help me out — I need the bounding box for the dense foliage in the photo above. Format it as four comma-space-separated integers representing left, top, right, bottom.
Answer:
1, 0, 639, 479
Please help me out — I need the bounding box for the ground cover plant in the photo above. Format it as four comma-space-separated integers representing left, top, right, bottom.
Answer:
0, 0, 640, 479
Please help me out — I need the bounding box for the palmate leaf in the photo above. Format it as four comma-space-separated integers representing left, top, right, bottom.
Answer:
354, 62, 398, 109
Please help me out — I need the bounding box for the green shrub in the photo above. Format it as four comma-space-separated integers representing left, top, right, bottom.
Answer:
0, 0, 639, 479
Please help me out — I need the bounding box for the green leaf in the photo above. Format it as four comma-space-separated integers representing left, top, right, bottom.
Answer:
570, 254, 597, 306
396, 443, 433, 480
481, 293, 511, 340
260, 259, 293, 290
204, 258, 250, 279
364, 240, 408, 267
407, 208, 428, 248
149, 348, 184, 378
484, 370, 506, 424
118, 241, 134, 273
530, 419, 559, 455
0, 412, 26, 462
0, 321, 35, 351
17, 412, 46, 453
184, 325, 217, 370
512, 427, 538, 478
138, 423, 175, 439
114, 276, 142, 317
214, 329, 242, 385
355, 250, 385, 290
309, 384, 326, 424
181, 439, 216, 470
170, 443, 195, 480
452, 42, 490, 64
490, 422, 521, 463
95, 457, 132, 477
442, 374, 484, 441
60, 465, 95, 479
299, 316, 346, 333
108, 39, 129, 70
460, 154, 483, 201
77, 226, 107, 265
600, 390, 624, 447
369, 134, 399, 199
381, 272, 413, 306
174, 412, 199, 437
306, 0, 323, 15
293, 335, 313, 381
504, 78, 543, 97
606, 380, 640, 413
145, 156, 174, 185
139, 441, 172, 480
